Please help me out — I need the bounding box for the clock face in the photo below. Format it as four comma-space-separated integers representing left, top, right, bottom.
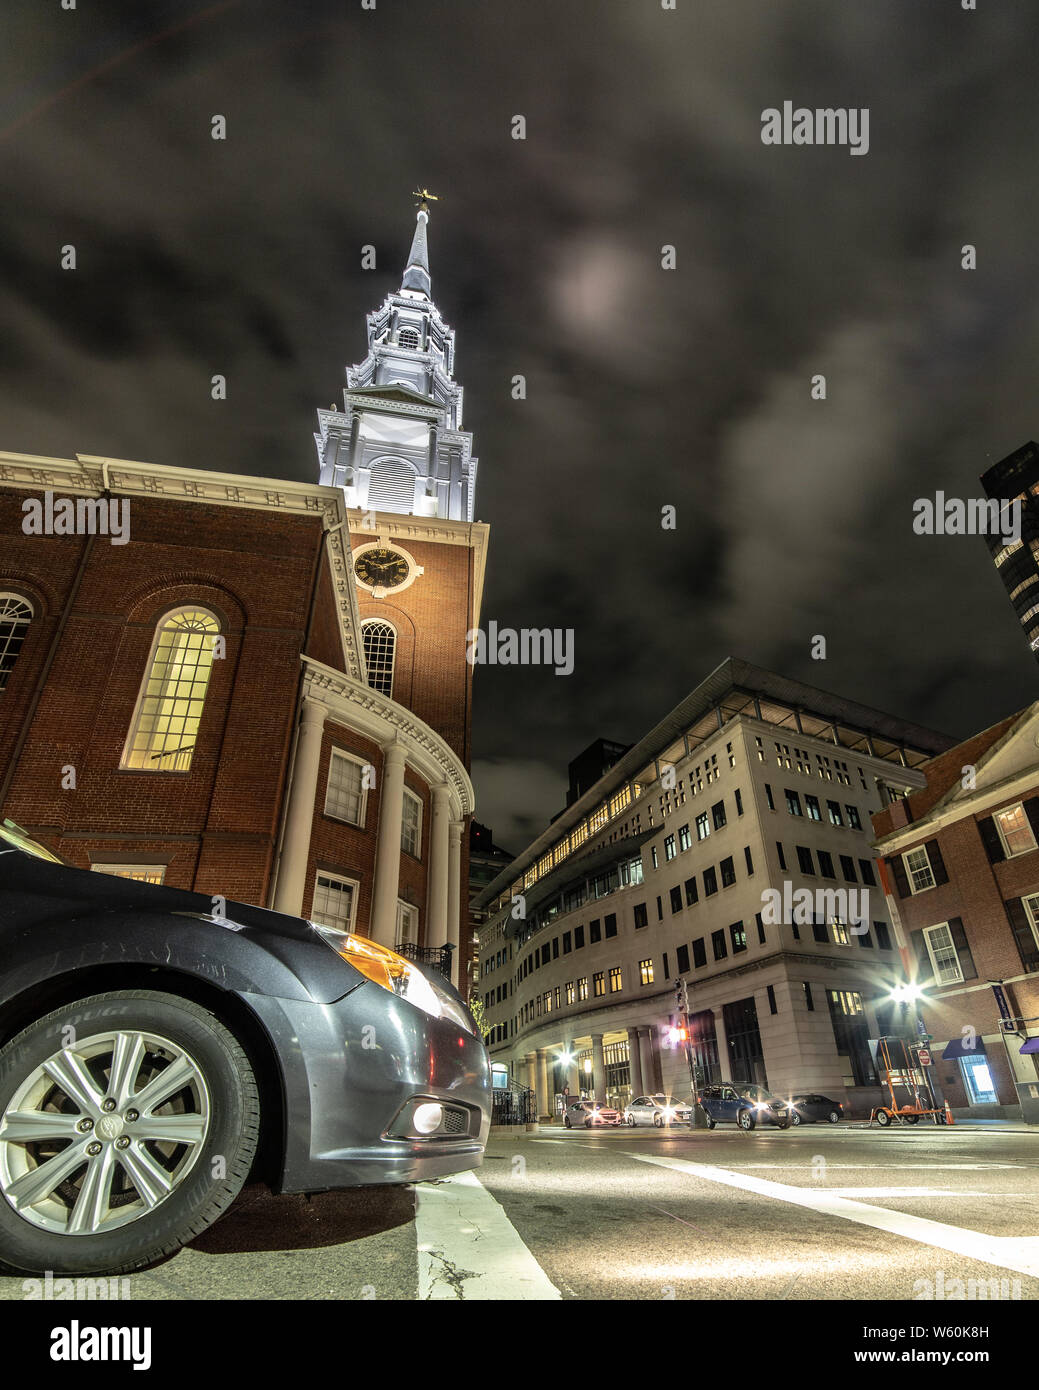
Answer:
354, 547, 410, 591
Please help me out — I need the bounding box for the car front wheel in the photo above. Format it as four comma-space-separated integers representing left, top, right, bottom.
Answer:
704, 1116, 716, 1129
827, 1110, 841, 1124
0, 990, 259, 1276
564, 1115, 572, 1128
626, 1113, 636, 1126
737, 1109, 755, 1131
790, 1111, 801, 1126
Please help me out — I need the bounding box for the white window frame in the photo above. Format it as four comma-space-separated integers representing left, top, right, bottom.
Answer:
993, 802, 1037, 859
1022, 894, 1039, 952
324, 749, 369, 828
361, 618, 397, 697
903, 845, 936, 893
401, 787, 423, 858
396, 899, 419, 945
0, 592, 34, 694
91, 863, 166, 884
120, 606, 221, 772
310, 870, 360, 935
923, 922, 964, 986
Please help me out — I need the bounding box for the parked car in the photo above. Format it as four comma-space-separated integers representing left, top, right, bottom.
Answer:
563, 1100, 622, 1128
624, 1094, 693, 1127
698, 1083, 792, 1130
788, 1093, 845, 1125
0, 820, 491, 1276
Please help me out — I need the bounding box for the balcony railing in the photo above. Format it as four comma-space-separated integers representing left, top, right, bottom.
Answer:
395, 941, 454, 980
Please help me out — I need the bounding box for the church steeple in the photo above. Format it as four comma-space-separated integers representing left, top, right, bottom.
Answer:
313, 194, 478, 522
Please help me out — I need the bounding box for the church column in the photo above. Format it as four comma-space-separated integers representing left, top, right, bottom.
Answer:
370, 741, 407, 948
426, 783, 451, 947
446, 818, 463, 988
273, 698, 328, 917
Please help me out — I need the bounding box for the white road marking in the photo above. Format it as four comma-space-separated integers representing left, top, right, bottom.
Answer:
816, 1188, 1020, 1198
630, 1153, 1039, 1280
414, 1171, 561, 1301
722, 1163, 1026, 1171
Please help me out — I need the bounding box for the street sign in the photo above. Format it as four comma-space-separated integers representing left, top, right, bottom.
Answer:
991, 983, 1012, 1022
916, 1016, 928, 1039
918, 1049, 931, 1066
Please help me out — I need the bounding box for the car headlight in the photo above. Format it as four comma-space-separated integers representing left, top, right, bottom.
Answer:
313, 926, 478, 1035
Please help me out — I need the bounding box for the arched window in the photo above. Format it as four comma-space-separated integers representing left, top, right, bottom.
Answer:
361, 619, 396, 697
398, 327, 420, 350
121, 607, 220, 771
0, 594, 33, 694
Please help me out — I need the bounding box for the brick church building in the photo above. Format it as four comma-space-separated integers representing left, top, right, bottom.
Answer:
0, 197, 487, 989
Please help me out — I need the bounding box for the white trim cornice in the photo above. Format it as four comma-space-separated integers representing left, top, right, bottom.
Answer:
302, 655, 474, 819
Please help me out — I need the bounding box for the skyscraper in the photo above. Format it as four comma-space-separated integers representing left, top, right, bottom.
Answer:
981, 440, 1039, 663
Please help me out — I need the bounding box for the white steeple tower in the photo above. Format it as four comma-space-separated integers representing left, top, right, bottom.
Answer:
314, 193, 478, 522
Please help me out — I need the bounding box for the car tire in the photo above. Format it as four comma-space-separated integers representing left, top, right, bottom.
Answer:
0, 989, 259, 1276
776, 1120, 790, 1130
585, 1118, 593, 1129
876, 1108, 892, 1126
704, 1116, 716, 1129
653, 1114, 663, 1128
827, 1110, 841, 1124
737, 1109, 755, 1131
563, 1115, 571, 1128
790, 1111, 801, 1126
626, 1114, 636, 1127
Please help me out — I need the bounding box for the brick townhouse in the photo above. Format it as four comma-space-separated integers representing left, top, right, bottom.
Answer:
872, 703, 1039, 1122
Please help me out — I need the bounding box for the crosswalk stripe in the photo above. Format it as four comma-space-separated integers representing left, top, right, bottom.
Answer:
414, 1171, 562, 1301
629, 1153, 1039, 1280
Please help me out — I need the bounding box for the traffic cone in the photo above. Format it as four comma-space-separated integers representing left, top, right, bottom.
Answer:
944, 1099, 954, 1126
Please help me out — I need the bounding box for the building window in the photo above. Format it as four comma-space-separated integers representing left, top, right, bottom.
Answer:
744, 845, 754, 875
562, 931, 572, 954
712, 928, 727, 961
325, 749, 368, 826
831, 918, 850, 946
669, 885, 682, 914
678, 824, 691, 852
692, 937, 707, 968
593, 971, 606, 997
776, 842, 787, 871
0, 594, 33, 693
664, 834, 676, 861
696, 812, 710, 840
712, 800, 726, 830
827, 800, 843, 827
703, 866, 718, 896
566, 980, 576, 1005
765, 783, 775, 811
817, 850, 835, 879
803, 982, 814, 1011
401, 787, 422, 857
994, 803, 1037, 858
310, 871, 358, 934
923, 923, 964, 985
805, 794, 822, 822
845, 805, 862, 830
396, 900, 418, 944
677, 944, 690, 973
756, 912, 766, 945
903, 845, 935, 893
796, 845, 815, 875
785, 790, 803, 817
859, 859, 876, 886
574, 924, 585, 949
121, 607, 220, 771
639, 959, 654, 986
398, 327, 420, 349
604, 914, 617, 938
361, 620, 396, 697
766, 984, 777, 1015
840, 855, 857, 883
720, 856, 736, 887
91, 864, 166, 884
578, 977, 589, 1001
590, 919, 601, 943
735, 788, 744, 816
634, 902, 648, 928
729, 921, 747, 954
684, 876, 699, 906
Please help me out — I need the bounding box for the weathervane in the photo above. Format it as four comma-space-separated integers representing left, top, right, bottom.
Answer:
412, 187, 439, 209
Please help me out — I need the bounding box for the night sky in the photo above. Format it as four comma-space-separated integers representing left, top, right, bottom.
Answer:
2, 0, 1037, 850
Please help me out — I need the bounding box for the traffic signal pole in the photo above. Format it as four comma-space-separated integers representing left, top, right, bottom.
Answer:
674, 977, 709, 1129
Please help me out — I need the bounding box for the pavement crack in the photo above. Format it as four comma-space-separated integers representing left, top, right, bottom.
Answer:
422, 1245, 479, 1300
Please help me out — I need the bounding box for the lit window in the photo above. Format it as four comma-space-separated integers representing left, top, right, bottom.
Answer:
91, 864, 166, 885
121, 608, 219, 771
831, 918, 850, 946
664, 834, 676, 861
593, 972, 605, 997
695, 812, 710, 840
639, 959, 654, 985
608, 966, 622, 993
311, 871, 358, 934
578, 977, 589, 1001
401, 788, 422, 857
325, 750, 368, 826
994, 540, 1023, 566
395, 900, 418, 945
0, 594, 33, 693
995, 803, 1037, 858
362, 619, 396, 697
565, 981, 576, 1005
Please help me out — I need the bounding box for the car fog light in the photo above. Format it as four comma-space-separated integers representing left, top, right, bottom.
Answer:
413, 1103, 444, 1135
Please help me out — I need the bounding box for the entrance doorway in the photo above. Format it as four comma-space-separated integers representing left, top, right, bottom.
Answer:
960, 1054, 998, 1105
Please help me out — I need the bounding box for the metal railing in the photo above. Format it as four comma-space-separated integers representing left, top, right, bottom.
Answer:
395, 941, 454, 980
491, 1082, 537, 1126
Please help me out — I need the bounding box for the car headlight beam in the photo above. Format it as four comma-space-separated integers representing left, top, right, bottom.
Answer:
312, 926, 476, 1034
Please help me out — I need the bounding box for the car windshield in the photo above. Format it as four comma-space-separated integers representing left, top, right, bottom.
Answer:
738, 1085, 781, 1104
652, 1095, 684, 1106
0, 819, 64, 864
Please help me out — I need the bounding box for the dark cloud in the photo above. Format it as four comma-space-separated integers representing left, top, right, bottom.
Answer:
1, 0, 1037, 843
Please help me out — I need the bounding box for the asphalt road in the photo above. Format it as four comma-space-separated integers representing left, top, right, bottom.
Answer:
2, 1123, 1037, 1301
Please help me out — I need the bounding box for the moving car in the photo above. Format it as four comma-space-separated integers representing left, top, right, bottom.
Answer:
624, 1094, 693, 1127
698, 1083, 792, 1130
0, 821, 491, 1276
788, 1093, 845, 1125
563, 1100, 622, 1128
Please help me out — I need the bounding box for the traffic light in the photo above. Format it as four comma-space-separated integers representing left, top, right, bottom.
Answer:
674, 978, 688, 1013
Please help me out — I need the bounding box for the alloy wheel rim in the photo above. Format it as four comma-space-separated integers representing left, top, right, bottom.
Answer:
0, 1029, 211, 1236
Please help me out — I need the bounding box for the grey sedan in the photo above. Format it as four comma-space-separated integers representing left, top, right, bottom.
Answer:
624, 1093, 693, 1127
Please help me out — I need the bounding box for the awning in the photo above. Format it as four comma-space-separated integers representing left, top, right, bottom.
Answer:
1020, 1038, 1039, 1055
941, 1038, 988, 1060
